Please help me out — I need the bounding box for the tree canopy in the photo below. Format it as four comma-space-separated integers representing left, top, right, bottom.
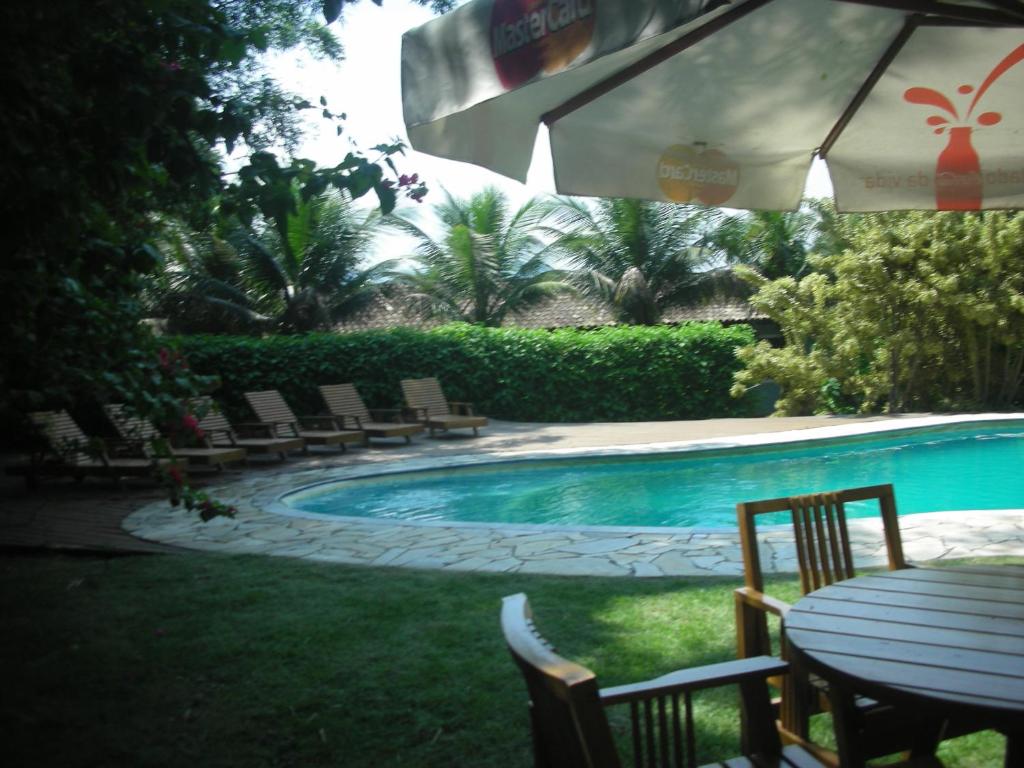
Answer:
0, 0, 430, 429
546, 198, 725, 325
388, 188, 567, 327
733, 211, 1024, 415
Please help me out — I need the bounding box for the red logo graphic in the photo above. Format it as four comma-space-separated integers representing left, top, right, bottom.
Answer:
904, 43, 1024, 210
657, 145, 740, 206
490, 0, 595, 90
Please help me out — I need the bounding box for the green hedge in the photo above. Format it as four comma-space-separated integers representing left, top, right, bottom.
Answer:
176, 323, 755, 423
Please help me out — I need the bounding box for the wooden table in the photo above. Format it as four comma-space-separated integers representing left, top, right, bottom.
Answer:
785, 565, 1024, 766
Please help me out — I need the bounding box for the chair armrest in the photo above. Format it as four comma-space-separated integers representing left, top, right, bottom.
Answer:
330, 413, 364, 430
449, 401, 475, 415
233, 422, 276, 438
105, 437, 151, 458
600, 656, 789, 706
404, 406, 429, 422
244, 420, 299, 438
368, 408, 403, 423
734, 587, 791, 619
201, 426, 236, 441
298, 415, 339, 431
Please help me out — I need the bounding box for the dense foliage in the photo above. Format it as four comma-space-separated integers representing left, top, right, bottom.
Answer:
151, 189, 389, 333
546, 198, 726, 325
388, 188, 567, 326
733, 211, 1024, 415
177, 323, 755, 422
711, 208, 818, 280
0, 0, 428, 442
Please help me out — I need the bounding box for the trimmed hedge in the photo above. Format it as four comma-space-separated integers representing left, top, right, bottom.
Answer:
176, 323, 755, 423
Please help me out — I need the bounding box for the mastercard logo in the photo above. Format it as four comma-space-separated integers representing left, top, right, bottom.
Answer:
657, 145, 740, 206
491, 0, 596, 90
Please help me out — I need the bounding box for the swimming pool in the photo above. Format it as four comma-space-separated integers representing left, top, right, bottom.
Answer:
281, 420, 1024, 528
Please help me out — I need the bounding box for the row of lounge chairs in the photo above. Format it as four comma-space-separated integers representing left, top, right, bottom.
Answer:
9, 378, 489, 486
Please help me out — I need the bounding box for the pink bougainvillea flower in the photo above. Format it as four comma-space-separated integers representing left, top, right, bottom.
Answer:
167, 465, 184, 486
181, 413, 205, 441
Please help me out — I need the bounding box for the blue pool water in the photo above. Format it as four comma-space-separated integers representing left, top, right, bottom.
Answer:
283, 422, 1024, 528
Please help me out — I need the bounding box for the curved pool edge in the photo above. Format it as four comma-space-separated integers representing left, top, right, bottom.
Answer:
123, 413, 1024, 577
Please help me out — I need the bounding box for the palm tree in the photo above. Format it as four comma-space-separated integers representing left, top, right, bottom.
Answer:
233, 188, 390, 332
148, 216, 269, 334
710, 208, 817, 280
387, 187, 567, 326
149, 189, 388, 333
546, 197, 722, 325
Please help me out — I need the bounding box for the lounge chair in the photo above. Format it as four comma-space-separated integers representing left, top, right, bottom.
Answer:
104, 403, 246, 471
400, 377, 488, 437
501, 592, 826, 768
318, 383, 424, 445
190, 396, 305, 460
243, 390, 363, 452
6, 410, 172, 487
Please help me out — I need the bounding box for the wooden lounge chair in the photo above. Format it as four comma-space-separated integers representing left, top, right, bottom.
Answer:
501, 592, 826, 768
190, 396, 305, 461
104, 403, 246, 471
243, 390, 363, 452
6, 410, 172, 487
318, 383, 423, 445
734, 484, 946, 766
400, 377, 487, 437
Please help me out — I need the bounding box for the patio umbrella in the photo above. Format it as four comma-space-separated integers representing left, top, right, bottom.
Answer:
401, 0, 1024, 212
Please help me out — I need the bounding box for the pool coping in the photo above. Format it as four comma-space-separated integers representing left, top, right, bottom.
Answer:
123, 413, 1024, 577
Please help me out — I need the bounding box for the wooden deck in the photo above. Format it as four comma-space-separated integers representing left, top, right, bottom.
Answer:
1, 459, 181, 555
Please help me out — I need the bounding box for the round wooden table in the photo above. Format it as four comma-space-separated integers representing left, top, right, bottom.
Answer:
785, 565, 1024, 766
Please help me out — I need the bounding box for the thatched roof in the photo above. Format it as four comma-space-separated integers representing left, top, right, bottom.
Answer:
335, 289, 769, 333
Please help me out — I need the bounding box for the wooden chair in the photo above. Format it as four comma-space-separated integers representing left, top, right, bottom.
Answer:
318, 384, 424, 445
734, 484, 942, 766
243, 390, 363, 452
190, 397, 305, 461
104, 403, 247, 471
5, 410, 172, 487
400, 377, 488, 437
501, 592, 826, 768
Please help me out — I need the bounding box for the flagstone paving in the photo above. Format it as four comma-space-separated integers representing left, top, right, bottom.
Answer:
122, 414, 1024, 577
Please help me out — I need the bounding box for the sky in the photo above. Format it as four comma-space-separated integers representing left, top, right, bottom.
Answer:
264, 0, 834, 263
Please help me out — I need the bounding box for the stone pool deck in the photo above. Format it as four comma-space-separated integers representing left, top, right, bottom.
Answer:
122, 413, 1024, 577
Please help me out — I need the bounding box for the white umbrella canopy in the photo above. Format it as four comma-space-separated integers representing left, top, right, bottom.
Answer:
401, 0, 1024, 212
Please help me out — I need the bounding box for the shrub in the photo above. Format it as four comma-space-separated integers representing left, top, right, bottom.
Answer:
177, 323, 755, 423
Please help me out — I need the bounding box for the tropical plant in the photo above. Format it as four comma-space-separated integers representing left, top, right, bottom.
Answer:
387, 188, 567, 326
148, 217, 268, 334
152, 189, 389, 333
546, 197, 724, 325
732, 211, 1024, 415
235, 188, 391, 332
1, 0, 428, 428
710, 208, 817, 280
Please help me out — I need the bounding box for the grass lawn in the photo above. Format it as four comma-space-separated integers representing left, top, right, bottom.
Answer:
1, 552, 1014, 767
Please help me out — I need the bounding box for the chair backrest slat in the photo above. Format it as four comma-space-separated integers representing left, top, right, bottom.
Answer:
738, 483, 905, 596
191, 396, 233, 434
319, 384, 370, 421
401, 377, 451, 416
104, 404, 161, 441
244, 390, 297, 425
31, 410, 92, 465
